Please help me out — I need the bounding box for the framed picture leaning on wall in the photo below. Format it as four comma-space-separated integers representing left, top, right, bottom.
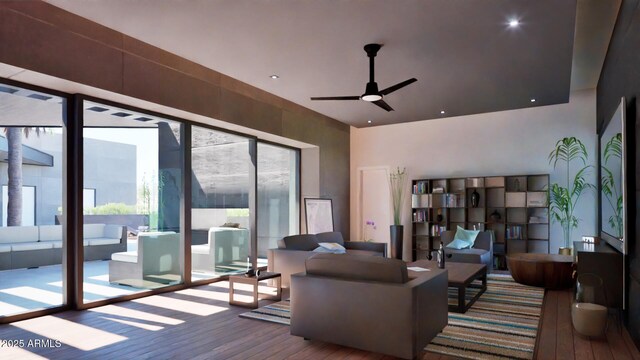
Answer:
304, 198, 334, 234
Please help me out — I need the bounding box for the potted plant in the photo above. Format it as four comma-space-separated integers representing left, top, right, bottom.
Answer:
389, 167, 407, 259
548, 137, 593, 254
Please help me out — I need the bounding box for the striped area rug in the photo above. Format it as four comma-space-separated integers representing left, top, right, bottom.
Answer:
239, 274, 544, 359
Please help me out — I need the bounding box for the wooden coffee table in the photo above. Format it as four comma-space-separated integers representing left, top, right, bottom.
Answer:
229, 272, 282, 308
408, 260, 487, 313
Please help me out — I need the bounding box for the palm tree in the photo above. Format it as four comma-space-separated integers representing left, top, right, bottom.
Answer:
4, 127, 44, 226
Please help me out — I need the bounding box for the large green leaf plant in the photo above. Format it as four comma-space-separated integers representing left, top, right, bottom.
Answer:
548, 137, 594, 249
601, 133, 623, 237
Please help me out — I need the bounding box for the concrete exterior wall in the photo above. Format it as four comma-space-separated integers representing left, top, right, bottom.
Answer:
0, 133, 136, 225
0, 1, 350, 236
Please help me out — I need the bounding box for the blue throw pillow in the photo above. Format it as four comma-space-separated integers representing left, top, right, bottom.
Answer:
452, 226, 480, 248
446, 238, 471, 250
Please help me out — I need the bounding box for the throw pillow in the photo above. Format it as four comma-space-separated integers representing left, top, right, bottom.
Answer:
312, 242, 346, 254
453, 225, 480, 248
446, 238, 472, 250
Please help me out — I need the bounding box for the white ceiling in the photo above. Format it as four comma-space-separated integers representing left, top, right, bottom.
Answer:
45, 0, 619, 128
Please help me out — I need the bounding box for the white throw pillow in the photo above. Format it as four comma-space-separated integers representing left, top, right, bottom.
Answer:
313, 242, 346, 254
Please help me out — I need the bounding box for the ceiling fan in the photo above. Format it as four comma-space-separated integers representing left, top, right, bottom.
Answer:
310, 43, 417, 112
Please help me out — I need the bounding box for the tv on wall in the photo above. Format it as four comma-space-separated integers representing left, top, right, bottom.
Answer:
600, 97, 627, 254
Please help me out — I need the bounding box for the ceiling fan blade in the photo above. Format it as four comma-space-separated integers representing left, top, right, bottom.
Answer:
380, 78, 417, 95
372, 99, 394, 112
310, 96, 361, 101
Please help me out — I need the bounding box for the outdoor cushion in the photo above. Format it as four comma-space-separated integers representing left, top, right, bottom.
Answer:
11, 242, 54, 251
0, 226, 39, 244
88, 238, 120, 246
111, 251, 138, 263
191, 244, 209, 255
39, 225, 62, 241
283, 234, 319, 251
103, 224, 123, 239
83, 224, 106, 239
50, 241, 63, 249
0, 244, 11, 253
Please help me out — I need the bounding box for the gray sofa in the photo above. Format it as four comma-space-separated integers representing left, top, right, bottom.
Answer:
267, 232, 386, 287
0, 224, 127, 270
439, 230, 493, 272
291, 253, 448, 359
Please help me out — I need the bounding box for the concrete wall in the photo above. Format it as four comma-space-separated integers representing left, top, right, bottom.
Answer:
0, 132, 137, 225
351, 89, 598, 259
0, 1, 350, 236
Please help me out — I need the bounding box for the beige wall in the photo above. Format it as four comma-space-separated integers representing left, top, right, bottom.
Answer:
0, 1, 349, 235
351, 89, 597, 259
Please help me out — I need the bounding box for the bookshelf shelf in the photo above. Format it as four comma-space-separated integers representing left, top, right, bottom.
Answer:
410, 174, 550, 268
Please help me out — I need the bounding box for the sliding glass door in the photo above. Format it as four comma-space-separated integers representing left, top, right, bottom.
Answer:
0, 83, 65, 317
191, 126, 254, 280
82, 100, 184, 303
257, 143, 299, 264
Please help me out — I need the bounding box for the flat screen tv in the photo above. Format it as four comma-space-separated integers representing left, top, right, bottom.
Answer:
600, 97, 627, 254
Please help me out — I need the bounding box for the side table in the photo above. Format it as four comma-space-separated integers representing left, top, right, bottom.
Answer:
229, 271, 282, 308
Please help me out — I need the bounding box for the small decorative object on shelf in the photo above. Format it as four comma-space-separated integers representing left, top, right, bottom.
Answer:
514, 178, 521, 191
436, 208, 444, 222
490, 210, 501, 222
471, 189, 480, 208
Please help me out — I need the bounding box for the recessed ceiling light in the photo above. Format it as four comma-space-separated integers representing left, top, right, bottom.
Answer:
270, 75, 279, 79
367, 120, 372, 124
440, 110, 446, 114
530, 98, 536, 103
508, 19, 520, 28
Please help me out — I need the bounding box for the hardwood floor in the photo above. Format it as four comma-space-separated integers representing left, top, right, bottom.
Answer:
0, 281, 638, 359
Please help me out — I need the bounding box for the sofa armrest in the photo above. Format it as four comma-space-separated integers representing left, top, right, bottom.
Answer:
344, 241, 387, 257
267, 248, 316, 288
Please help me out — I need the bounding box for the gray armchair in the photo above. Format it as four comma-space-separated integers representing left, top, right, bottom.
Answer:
439, 230, 493, 271
267, 232, 386, 287
291, 253, 448, 359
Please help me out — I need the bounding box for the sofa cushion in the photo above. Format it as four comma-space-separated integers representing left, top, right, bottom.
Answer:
315, 232, 345, 246
88, 238, 120, 246
446, 238, 472, 250
283, 234, 318, 251
345, 249, 383, 257
305, 253, 408, 284
453, 226, 480, 248
0, 226, 39, 244
39, 225, 62, 241
11, 242, 54, 252
84, 224, 105, 239
111, 251, 137, 263
0, 244, 11, 253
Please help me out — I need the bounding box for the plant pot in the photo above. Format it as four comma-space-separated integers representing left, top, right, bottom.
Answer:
559, 247, 573, 256
390, 225, 403, 260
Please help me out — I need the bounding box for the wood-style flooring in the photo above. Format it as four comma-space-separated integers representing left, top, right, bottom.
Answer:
0, 281, 638, 359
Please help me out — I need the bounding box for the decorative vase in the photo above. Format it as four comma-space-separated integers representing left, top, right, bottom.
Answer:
471, 189, 480, 208
436, 209, 443, 222
490, 209, 501, 222
514, 178, 521, 191
389, 225, 403, 260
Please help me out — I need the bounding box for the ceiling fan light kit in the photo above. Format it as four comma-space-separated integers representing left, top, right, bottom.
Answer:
311, 43, 417, 112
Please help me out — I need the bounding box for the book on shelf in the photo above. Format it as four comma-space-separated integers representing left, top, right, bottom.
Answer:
432, 186, 445, 193
430, 224, 447, 236
528, 216, 548, 224
506, 225, 524, 240
412, 209, 429, 223
412, 181, 428, 194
